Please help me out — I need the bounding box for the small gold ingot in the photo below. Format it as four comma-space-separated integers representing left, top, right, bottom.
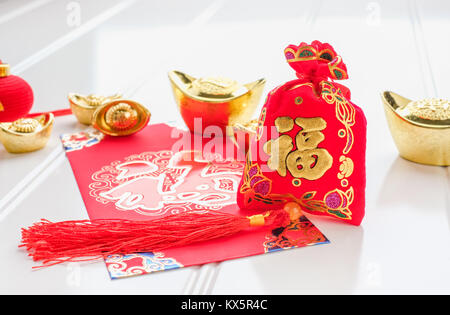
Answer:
382, 91, 450, 166
0, 114, 54, 153
92, 99, 151, 136
338, 156, 354, 179
168, 70, 266, 134
68, 93, 122, 125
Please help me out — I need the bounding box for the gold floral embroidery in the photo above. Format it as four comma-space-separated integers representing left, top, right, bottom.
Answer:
323, 188, 354, 220
239, 152, 272, 197
256, 107, 267, 141
293, 188, 354, 220
327, 56, 348, 80
321, 81, 356, 154
338, 156, 354, 180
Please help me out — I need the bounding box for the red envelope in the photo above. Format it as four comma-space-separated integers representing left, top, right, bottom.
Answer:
61, 123, 329, 279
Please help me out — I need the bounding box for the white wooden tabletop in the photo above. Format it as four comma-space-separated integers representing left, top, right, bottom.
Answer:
0, 0, 449, 295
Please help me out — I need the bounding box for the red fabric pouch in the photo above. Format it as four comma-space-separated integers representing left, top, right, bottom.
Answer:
237, 41, 367, 225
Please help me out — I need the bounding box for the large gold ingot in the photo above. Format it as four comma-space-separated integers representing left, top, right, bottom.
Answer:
382, 91, 450, 166
168, 70, 266, 134
0, 114, 54, 153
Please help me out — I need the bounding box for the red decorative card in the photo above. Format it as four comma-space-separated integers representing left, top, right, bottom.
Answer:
61, 123, 329, 279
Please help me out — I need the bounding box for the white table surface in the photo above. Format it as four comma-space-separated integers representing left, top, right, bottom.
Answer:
0, 0, 449, 295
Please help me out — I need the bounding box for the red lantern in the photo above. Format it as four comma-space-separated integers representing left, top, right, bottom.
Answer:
0, 61, 34, 122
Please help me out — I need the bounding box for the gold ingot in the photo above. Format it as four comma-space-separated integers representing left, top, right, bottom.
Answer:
0, 114, 54, 153
92, 99, 151, 136
68, 93, 121, 125
382, 91, 450, 166
168, 70, 266, 135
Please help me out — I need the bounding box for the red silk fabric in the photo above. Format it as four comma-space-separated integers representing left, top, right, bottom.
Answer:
237, 41, 367, 225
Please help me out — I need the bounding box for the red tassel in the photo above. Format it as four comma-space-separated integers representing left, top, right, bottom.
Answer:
20, 209, 290, 268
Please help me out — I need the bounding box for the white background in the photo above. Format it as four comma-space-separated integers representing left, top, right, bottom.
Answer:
0, 0, 449, 294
